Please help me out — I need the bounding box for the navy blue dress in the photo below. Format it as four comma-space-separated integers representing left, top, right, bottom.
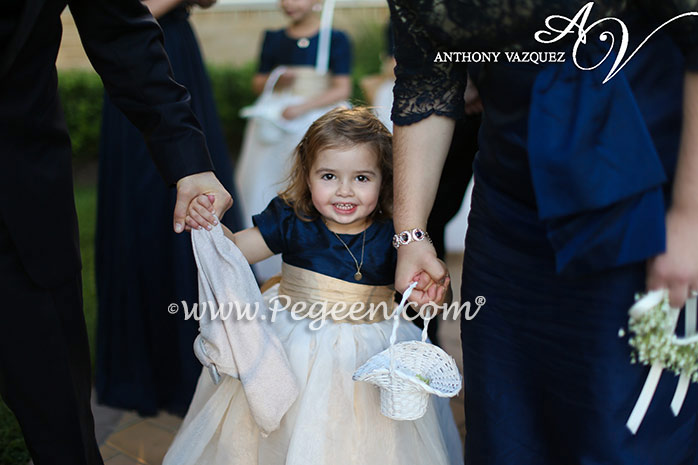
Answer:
95, 6, 243, 416
257, 28, 352, 75
390, 1, 698, 464
253, 197, 396, 285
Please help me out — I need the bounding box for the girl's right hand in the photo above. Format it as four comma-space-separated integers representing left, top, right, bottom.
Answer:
185, 194, 219, 232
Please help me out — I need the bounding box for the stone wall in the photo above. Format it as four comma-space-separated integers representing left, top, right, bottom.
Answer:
56, 1, 390, 70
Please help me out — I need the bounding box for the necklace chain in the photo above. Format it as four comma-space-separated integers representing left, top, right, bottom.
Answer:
330, 228, 366, 281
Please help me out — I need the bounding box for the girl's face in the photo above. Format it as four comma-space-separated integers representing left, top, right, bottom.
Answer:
308, 144, 382, 234
280, 0, 318, 23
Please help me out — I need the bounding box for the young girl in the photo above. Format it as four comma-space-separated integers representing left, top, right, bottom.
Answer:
164, 108, 462, 465
235, 0, 353, 282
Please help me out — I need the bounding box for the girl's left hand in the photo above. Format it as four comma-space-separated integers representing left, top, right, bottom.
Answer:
646, 207, 698, 308
282, 104, 306, 120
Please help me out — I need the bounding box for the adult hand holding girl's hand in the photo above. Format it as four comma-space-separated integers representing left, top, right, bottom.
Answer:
174, 171, 231, 233
184, 194, 220, 231
395, 240, 450, 307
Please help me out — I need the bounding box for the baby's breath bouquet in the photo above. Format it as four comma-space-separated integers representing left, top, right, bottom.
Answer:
622, 290, 698, 434
625, 290, 698, 382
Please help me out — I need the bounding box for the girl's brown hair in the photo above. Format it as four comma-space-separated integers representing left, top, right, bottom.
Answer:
279, 107, 393, 221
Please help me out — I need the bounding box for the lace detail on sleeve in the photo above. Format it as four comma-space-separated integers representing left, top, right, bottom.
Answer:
388, 0, 466, 126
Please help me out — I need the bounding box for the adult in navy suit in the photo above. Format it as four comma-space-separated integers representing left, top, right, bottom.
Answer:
0, 1, 230, 463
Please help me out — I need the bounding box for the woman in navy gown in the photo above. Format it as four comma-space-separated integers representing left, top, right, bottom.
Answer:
389, 1, 698, 464
96, 0, 242, 416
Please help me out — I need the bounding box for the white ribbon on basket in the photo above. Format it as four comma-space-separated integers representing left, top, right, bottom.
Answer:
626, 292, 698, 434
388, 282, 420, 377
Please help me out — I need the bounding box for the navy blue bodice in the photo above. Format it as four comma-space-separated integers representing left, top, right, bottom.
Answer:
253, 197, 396, 286
257, 28, 352, 75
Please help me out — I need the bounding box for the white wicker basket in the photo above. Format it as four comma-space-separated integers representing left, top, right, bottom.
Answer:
353, 283, 462, 420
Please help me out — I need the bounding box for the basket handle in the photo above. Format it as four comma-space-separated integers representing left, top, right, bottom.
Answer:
389, 282, 418, 346
389, 282, 418, 378
262, 66, 288, 97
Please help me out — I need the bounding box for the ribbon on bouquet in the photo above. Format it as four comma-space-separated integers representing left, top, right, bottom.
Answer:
626, 292, 698, 434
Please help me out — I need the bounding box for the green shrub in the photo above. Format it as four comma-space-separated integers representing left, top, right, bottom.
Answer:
58, 64, 259, 165
0, 401, 30, 465
57, 23, 387, 167
350, 22, 386, 104
58, 70, 104, 165
206, 63, 257, 162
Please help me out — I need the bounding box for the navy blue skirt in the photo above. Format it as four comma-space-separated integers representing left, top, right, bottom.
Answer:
460, 172, 698, 465
95, 7, 242, 416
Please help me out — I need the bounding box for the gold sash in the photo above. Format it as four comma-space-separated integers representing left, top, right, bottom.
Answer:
276, 263, 395, 324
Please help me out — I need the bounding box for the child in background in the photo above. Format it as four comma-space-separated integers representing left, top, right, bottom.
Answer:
235, 0, 353, 283
165, 108, 463, 465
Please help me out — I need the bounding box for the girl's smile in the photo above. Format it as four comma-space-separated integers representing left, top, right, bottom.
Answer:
333, 203, 357, 214
308, 144, 382, 234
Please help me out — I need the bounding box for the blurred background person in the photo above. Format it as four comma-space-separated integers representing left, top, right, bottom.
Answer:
95, 0, 243, 417
235, 0, 352, 282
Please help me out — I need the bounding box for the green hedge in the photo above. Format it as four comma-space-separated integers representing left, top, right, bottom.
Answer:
58, 70, 104, 165
58, 23, 385, 166
206, 62, 258, 159
58, 63, 258, 165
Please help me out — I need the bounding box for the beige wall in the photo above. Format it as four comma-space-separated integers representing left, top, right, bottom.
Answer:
57, 3, 389, 70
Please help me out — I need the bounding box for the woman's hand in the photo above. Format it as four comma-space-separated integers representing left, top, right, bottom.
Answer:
647, 72, 698, 308
647, 207, 698, 308
395, 240, 450, 306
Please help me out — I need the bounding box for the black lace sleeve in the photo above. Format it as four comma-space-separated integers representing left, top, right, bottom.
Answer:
388, 0, 466, 126
637, 0, 698, 69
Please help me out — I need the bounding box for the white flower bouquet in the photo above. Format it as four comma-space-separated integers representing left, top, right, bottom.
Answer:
623, 289, 697, 434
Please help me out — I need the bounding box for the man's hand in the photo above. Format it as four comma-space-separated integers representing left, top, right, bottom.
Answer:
395, 240, 450, 306
647, 207, 698, 308
174, 171, 232, 233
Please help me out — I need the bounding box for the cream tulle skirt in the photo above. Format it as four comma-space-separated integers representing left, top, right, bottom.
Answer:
163, 283, 464, 465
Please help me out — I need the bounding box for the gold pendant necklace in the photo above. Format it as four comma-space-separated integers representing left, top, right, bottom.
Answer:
330, 228, 366, 281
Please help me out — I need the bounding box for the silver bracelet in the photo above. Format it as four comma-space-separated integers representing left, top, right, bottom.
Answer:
392, 228, 432, 249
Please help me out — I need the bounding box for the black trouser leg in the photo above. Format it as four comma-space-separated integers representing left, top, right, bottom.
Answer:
0, 221, 103, 465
